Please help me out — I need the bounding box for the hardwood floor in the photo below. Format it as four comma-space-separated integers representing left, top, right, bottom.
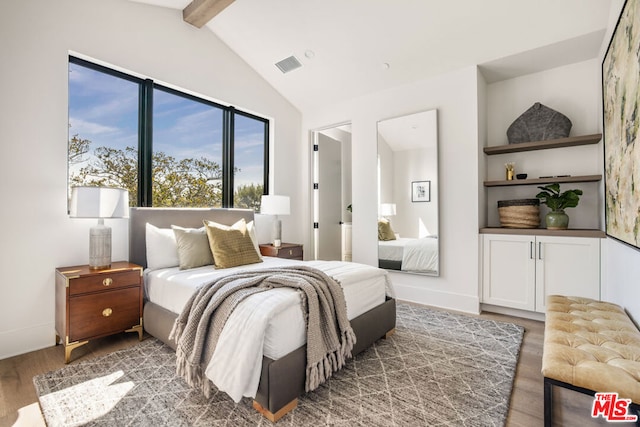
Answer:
0, 332, 144, 427
0, 310, 622, 427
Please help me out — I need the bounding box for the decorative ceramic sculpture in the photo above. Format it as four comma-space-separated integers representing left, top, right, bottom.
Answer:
507, 102, 572, 144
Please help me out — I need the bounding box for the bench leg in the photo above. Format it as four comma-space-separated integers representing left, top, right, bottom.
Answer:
544, 377, 553, 427
629, 403, 640, 427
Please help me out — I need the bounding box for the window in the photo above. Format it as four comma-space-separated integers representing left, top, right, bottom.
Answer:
68, 60, 140, 203
233, 112, 268, 211
68, 56, 269, 211
152, 87, 224, 207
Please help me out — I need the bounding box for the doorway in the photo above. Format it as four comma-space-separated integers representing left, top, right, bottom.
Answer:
312, 123, 352, 261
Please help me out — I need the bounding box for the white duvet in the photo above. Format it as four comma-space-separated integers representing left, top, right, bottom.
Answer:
378, 237, 439, 272
145, 257, 392, 402
401, 237, 439, 272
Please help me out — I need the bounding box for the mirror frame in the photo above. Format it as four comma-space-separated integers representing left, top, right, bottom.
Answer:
376, 109, 439, 276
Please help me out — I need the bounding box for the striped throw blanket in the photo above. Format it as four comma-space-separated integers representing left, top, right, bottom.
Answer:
169, 265, 356, 397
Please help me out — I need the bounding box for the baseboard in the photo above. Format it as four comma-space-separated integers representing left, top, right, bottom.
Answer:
0, 322, 54, 359
481, 303, 546, 321
393, 282, 480, 315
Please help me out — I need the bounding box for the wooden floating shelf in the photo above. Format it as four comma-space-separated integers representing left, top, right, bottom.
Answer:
483, 133, 602, 155
480, 228, 606, 238
484, 174, 602, 187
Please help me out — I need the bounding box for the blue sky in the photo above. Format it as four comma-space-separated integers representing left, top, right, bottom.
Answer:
68, 62, 265, 188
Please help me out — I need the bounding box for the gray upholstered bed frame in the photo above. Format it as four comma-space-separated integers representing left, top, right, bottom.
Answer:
129, 207, 396, 421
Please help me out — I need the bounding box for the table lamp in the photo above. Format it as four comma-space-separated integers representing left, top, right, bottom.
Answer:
261, 195, 290, 247
69, 186, 129, 269
380, 203, 396, 219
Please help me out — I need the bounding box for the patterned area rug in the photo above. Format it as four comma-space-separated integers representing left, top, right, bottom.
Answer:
34, 303, 524, 426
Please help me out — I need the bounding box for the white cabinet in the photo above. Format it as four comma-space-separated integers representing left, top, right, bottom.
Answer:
482, 234, 600, 313
341, 222, 352, 261
483, 234, 536, 311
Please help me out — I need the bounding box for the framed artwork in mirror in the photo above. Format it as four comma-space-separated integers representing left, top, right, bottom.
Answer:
411, 181, 430, 202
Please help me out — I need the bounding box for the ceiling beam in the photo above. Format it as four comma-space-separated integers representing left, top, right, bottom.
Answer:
183, 0, 235, 28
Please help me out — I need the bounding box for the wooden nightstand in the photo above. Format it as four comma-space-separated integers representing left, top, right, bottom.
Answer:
259, 243, 303, 260
55, 261, 143, 363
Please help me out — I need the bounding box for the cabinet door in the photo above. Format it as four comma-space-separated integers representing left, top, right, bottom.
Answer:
535, 236, 600, 313
482, 234, 536, 311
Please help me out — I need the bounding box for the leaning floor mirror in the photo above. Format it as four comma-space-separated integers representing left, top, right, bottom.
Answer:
377, 109, 439, 276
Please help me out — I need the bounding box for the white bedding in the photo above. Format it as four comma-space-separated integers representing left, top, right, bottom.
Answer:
378, 236, 439, 272
145, 257, 391, 401
378, 238, 409, 261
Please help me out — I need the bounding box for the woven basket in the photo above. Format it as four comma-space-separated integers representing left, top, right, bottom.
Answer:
498, 199, 540, 228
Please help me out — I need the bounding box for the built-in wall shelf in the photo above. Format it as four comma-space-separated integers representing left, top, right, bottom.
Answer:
480, 228, 605, 238
483, 133, 602, 155
484, 174, 602, 187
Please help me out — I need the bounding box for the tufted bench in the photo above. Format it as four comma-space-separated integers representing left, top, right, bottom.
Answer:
542, 295, 640, 426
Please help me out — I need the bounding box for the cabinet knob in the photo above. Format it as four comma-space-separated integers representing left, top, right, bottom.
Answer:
102, 308, 113, 317
289, 250, 293, 255
103, 278, 113, 287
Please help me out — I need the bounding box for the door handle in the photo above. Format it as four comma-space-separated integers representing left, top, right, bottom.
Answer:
538, 242, 542, 260
530, 241, 534, 259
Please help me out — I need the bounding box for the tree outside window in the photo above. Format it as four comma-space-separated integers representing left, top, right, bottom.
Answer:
68, 57, 268, 211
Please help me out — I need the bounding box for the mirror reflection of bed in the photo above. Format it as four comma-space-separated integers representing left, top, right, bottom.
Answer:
377, 109, 439, 276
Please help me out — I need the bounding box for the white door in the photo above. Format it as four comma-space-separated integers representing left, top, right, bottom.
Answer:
482, 234, 536, 311
535, 236, 600, 313
317, 133, 343, 261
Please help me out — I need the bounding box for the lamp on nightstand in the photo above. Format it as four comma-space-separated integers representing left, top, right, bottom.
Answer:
69, 186, 129, 270
261, 195, 290, 248
380, 203, 396, 219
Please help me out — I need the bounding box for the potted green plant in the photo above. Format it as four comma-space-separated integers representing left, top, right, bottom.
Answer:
535, 183, 583, 229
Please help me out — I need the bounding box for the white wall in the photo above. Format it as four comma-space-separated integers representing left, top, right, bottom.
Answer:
0, 0, 302, 359
378, 136, 394, 207
304, 66, 481, 314
392, 147, 438, 238
484, 59, 602, 229
378, 138, 439, 238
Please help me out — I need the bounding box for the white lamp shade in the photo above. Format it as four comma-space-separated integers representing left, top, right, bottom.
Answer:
261, 195, 290, 215
69, 186, 129, 218
380, 203, 396, 216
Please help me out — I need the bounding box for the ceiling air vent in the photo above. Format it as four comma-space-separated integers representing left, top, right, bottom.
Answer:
275, 55, 302, 74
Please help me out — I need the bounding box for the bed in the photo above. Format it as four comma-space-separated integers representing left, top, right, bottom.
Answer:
378, 236, 439, 273
129, 207, 396, 422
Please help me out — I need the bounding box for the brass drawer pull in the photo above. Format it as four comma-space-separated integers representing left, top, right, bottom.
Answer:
102, 308, 113, 317
103, 278, 113, 287
289, 250, 293, 255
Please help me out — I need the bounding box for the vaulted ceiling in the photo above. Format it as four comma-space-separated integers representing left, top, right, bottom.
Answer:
129, 0, 613, 112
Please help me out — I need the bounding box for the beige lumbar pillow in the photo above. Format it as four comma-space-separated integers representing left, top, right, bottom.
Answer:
378, 218, 396, 241
171, 225, 214, 270
204, 218, 263, 269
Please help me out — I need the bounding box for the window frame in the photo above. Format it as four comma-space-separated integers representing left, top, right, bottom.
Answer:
69, 55, 270, 208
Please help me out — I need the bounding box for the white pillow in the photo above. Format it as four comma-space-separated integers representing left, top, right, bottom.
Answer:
246, 220, 263, 260
145, 223, 179, 270
171, 225, 214, 270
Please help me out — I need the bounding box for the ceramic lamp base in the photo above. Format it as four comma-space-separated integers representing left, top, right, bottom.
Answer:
89, 219, 111, 270
273, 218, 282, 248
